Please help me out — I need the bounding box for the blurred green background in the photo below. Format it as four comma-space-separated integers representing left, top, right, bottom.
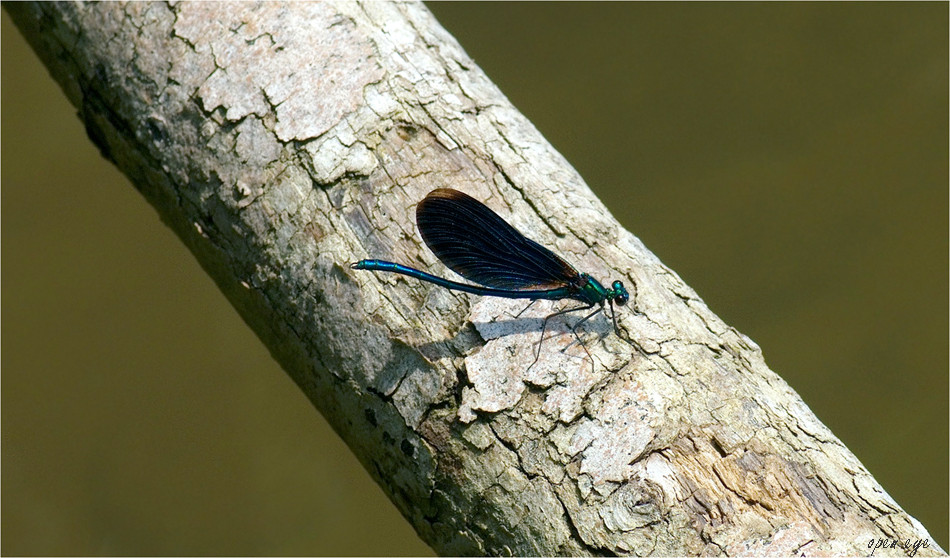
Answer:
2, 3, 946, 555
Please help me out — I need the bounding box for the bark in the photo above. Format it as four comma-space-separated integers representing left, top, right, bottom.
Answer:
5, 1, 942, 556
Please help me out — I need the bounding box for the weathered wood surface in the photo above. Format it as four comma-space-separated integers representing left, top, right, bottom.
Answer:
6, 1, 942, 555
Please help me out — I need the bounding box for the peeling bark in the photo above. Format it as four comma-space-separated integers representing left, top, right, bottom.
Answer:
6, 1, 942, 556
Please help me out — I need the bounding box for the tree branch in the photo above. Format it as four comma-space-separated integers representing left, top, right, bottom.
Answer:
6, 1, 942, 555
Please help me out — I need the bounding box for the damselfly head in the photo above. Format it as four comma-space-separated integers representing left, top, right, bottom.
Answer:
611, 280, 629, 306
